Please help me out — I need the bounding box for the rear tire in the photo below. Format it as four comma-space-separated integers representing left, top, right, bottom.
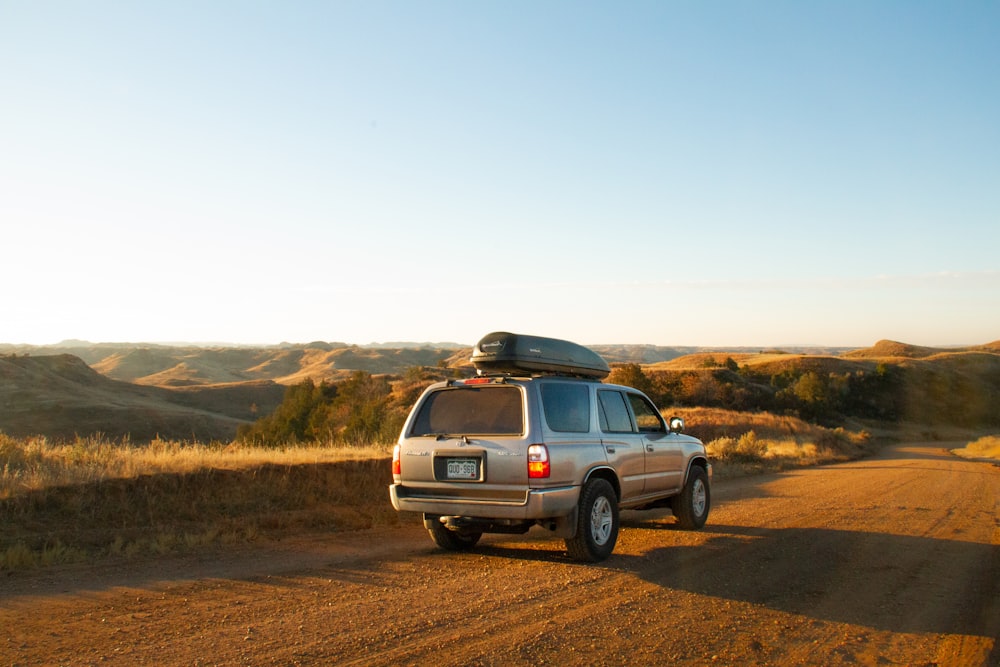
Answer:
672, 466, 710, 529
565, 478, 619, 562
427, 519, 482, 551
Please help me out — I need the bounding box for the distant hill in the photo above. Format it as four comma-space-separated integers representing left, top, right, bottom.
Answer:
844, 339, 1000, 359
0, 343, 462, 386
645, 340, 1000, 427
4, 339, 997, 442
0, 341, 857, 386
0, 354, 284, 442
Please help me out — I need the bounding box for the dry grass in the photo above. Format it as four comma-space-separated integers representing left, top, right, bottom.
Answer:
670, 407, 874, 477
0, 433, 388, 499
951, 435, 1000, 462
0, 434, 397, 571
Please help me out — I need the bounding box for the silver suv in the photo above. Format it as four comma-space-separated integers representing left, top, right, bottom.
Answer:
389, 332, 711, 562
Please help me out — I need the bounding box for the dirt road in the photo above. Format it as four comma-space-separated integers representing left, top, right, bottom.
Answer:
3, 441, 999, 666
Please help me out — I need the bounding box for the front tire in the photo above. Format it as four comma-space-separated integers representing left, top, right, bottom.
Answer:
427, 519, 482, 551
565, 478, 619, 562
672, 466, 710, 529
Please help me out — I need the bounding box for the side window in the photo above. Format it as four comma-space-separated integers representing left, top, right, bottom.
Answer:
541, 383, 591, 433
598, 390, 634, 433
627, 393, 666, 433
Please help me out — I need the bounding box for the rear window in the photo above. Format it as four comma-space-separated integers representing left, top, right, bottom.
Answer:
410, 386, 523, 436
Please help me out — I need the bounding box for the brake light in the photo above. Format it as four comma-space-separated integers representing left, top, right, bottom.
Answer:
464, 377, 492, 385
392, 444, 401, 476
527, 444, 550, 479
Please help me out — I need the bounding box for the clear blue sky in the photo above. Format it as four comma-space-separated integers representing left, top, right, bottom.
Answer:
2, 1, 998, 347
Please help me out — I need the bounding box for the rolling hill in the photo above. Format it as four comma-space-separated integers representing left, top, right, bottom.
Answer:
1, 340, 857, 386
0, 354, 284, 441
645, 340, 1000, 426
2, 339, 997, 442
2, 343, 462, 386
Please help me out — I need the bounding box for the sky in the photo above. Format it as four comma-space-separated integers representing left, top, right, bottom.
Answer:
1, 1, 998, 348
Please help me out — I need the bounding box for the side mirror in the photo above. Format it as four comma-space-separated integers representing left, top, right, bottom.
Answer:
668, 417, 685, 433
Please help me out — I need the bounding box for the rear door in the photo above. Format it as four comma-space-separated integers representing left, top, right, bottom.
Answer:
596, 388, 646, 499
404, 383, 527, 490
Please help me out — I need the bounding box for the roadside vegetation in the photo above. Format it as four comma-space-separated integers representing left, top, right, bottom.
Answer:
607, 358, 1000, 427
2, 361, 996, 571
951, 434, 1000, 461
0, 433, 389, 498
0, 433, 395, 570
671, 406, 875, 476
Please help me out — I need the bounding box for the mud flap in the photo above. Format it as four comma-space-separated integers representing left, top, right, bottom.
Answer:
549, 507, 578, 538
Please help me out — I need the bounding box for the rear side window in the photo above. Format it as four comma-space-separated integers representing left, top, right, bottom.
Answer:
541, 383, 591, 433
410, 386, 523, 436
598, 390, 634, 433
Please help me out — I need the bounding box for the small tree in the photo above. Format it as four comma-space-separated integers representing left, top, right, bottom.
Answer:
607, 363, 655, 397
237, 378, 334, 446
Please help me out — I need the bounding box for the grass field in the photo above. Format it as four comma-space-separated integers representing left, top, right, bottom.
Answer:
0, 434, 390, 499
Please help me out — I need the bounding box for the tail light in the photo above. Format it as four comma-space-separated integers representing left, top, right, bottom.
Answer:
392, 444, 401, 476
527, 444, 550, 479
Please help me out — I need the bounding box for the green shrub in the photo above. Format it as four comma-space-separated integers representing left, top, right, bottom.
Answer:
237, 370, 414, 447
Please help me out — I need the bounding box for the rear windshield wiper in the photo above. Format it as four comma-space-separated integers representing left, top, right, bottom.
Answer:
428, 433, 472, 443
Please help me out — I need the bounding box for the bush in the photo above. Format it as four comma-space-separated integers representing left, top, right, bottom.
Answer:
237, 379, 336, 446
706, 430, 767, 463
237, 369, 426, 447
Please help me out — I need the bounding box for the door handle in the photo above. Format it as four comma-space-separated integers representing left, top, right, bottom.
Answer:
605, 446, 616, 454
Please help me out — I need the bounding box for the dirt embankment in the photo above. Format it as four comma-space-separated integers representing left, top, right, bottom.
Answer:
2, 441, 998, 666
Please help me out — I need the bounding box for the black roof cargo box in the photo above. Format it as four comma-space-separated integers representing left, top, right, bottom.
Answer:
471, 332, 610, 379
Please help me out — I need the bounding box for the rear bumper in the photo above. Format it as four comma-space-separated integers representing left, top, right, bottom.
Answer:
389, 483, 579, 520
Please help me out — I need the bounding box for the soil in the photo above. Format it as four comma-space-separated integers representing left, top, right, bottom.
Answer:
3, 441, 998, 666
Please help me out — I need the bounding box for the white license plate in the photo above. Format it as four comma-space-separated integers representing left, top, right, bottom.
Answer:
446, 459, 479, 480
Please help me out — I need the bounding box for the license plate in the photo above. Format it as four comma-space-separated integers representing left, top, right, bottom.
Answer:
446, 458, 479, 480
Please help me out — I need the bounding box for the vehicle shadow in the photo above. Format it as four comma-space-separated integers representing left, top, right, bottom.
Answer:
477, 519, 1000, 641
468, 517, 999, 644
609, 522, 1000, 639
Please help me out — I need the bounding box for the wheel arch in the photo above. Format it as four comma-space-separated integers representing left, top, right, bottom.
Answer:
685, 456, 710, 485
582, 465, 621, 502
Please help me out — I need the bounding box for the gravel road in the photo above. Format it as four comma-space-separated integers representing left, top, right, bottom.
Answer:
3, 440, 998, 666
